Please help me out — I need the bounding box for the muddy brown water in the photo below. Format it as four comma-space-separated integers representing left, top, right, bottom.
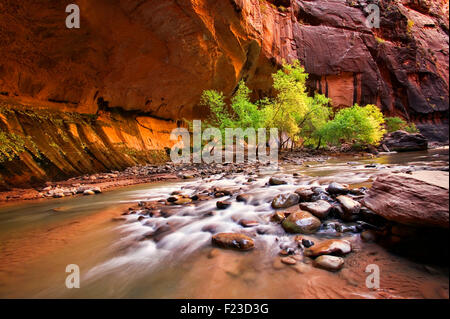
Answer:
0, 149, 448, 298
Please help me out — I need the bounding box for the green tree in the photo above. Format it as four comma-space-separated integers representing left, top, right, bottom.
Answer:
320, 104, 386, 146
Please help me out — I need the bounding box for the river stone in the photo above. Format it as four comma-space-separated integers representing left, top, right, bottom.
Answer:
216, 201, 232, 209
271, 193, 299, 209
314, 255, 345, 271
281, 210, 321, 234
299, 200, 332, 219
295, 188, 315, 202
83, 190, 95, 196
239, 219, 259, 228
271, 211, 286, 223
212, 233, 255, 251
336, 195, 361, 220
174, 197, 192, 205
236, 194, 251, 203
304, 239, 352, 257
327, 182, 349, 195
269, 177, 287, 185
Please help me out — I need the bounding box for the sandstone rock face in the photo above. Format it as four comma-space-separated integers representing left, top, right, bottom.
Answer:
363, 173, 449, 228
0, 0, 448, 187
382, 130, 429, 152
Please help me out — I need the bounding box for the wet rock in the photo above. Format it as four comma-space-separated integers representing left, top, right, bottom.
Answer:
174, 197, 192, 205
294, 236, 315, 248
382, 130, 428, 152
270, 211, 286, 223
327, 182, 348, 195
280, 256, 297, 265
336, 195, 361, 221
216, 201, 232, 209
299, 200, 332, 219
282, 210, 321, 234
295, 188, 315, 202
312, 186, 326, 195
311, 193, 333, 202
211, 233, 255, 251
83, 190, 95, 196
314, 255, 345, 272
239, 219, 259, 228
271, 193, 299, 209
304, 239, 352, 257
269, 177, 287, 186
236, 194, 251, 203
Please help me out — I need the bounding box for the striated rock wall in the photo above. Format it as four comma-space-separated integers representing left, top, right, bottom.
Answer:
0, 0, 448, 188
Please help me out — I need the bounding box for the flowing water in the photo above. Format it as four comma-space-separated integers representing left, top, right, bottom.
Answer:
0, 149, 448, 299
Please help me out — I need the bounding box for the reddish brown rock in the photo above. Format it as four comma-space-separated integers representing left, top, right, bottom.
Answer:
212, 233, 255, 251
363, 173, 449, 228
304, 239, 352, 257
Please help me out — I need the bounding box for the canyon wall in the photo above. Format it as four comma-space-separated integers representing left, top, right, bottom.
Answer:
0, 0, 448, 189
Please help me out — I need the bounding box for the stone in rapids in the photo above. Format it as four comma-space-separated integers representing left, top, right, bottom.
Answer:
281, 210, 321, 234
304, 239, 352, 257
337, 195, 361, 220
212, 233, 255, 251
295, 187, 315, 202
272, 193, 300, 209
269, 177, 287, 185
299, 200, 332, 219
313, 255, 345, 271
326, 182, 349, 195
216, 201, 232, 209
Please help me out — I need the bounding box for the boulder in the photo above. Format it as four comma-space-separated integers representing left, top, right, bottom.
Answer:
363, 172, 449, 228
382, 130, 428, 152
304, 239, 352, 257
299, 200, 332, 219
211, 233, 255, 251
313, 255, 345, 271
216, 201, 232, 209
271, 193, 300, 209
281, 210, 321, 234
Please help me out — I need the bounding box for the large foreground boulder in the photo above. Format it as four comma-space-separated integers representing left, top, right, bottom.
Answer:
363, 172, 449, 263
363, 172, 449, 228
382, 130, 428, 152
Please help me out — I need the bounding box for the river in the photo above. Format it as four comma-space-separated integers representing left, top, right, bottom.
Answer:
0, 149, 448, 298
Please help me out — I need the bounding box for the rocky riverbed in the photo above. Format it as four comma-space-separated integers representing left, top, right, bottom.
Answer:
0, 147, 448, 298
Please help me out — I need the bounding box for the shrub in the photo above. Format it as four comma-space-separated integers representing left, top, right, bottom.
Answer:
320, 104, 386, 146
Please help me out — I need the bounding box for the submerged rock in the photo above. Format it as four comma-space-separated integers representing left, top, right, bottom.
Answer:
304, 239, 352, 257
281, 210, 321, 234
280, 256, 297, 265
313, 255, 345, 271
212, 233, 255, 251
300, 200, 332, 219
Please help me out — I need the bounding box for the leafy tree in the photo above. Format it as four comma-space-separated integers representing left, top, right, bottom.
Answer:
385, 116, 419, 133
320, 104, 386, 146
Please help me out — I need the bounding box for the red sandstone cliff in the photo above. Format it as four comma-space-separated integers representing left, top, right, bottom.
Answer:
0, 0, 448, 188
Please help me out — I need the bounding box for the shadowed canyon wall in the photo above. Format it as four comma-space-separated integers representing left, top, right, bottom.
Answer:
0, 0, 448, 189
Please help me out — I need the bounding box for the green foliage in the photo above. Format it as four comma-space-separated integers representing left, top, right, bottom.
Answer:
0, 131, 39, 162
320, 104, 387, 146
385, 116, 419, 133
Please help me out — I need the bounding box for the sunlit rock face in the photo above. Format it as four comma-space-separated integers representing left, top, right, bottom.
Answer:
0, 0, 448, 125
0, 0, 448, 187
